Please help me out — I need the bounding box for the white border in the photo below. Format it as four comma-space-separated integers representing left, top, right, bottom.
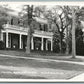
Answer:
0, 1, 84, 82
0, 1, 84, 6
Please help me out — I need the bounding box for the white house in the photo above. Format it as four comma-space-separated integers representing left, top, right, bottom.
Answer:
1, 9, 54, 51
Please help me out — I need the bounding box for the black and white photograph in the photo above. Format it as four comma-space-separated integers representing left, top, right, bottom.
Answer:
0, 1, 84, 81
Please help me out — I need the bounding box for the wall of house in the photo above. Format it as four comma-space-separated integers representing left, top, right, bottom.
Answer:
30, 20, 49, 32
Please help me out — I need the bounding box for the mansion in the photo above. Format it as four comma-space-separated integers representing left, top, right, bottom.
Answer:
1, 9, 54, 51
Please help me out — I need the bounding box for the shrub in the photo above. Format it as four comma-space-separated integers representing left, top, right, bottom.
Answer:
61, 41, 66, 53
0, 40, 5, 50
53, 42, 60, 53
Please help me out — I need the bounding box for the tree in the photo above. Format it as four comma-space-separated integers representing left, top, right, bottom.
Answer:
0, 5, 8, 41
0, 18, 7, 41
68, 6, 81, 58
44, 6, 72, 53
20, 5, 47, 53
75, 7, 84, 55
62, 6, 72, 54
34, 5, 46, 17
71, 8, 76, 58
53, 30, 60, 53
69, 6, 84, 58
26, 5, 33, 54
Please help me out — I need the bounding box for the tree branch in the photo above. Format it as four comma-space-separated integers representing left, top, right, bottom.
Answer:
62, 21, 71, 32
59, 14, 63, 29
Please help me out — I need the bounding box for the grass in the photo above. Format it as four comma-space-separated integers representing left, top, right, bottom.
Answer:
0, 50, 84, 79
0, 50, 84, 63
0, 56, 83, 79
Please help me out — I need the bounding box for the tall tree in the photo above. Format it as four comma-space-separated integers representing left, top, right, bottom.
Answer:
26, 5, 33, 54
71, 7, 76, 58
71, 6, 83, 58
0, 5, 8, 41
63, 6, 72, 54
44, 6, 71, 53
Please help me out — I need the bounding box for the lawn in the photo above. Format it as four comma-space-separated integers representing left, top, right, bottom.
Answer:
0, 50, 84, 79
0, 56, 83, 79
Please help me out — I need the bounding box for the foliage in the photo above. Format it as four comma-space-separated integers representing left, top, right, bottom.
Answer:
0, 6, 8, 40
43, 6, 72, 53
68, 29, 72, 54
53, 42, 60, 53
75, 26, 84, 55
0, 40, 5, 50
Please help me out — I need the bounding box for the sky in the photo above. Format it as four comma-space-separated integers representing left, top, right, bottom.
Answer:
0, 2, 83, 16
1, 3, 54, 16
1, 2, 84, 12
0, 3, 26, 16
6, 4, 23, 12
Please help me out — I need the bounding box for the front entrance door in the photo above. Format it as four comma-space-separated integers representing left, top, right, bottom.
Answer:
11, 34, 19, 49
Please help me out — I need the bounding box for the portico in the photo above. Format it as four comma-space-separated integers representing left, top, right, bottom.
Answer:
31, 37, 53, 51
31, 30, 53, 51
2, 24, 27, 49
2, 24, 53, 51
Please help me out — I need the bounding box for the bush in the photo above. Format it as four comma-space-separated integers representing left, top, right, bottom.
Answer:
76, 37, 84, 55
0, 40, 5, 50
61, 41, 66, 53
68, 40, 72, 54
53, 42, 60, 53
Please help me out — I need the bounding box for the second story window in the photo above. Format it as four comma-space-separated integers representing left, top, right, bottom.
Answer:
39, 24, 42, 30
11, 18, 13, 25
44, 24, 48, 31
18, 20, 20, 25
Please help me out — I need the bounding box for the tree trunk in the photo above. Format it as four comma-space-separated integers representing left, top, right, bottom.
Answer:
26, 5, 33, 54
0, 29, 1, 41
66, 27, 69, 55
26, 26, 31, 54
72, 8, 76, 58
60, 33, 62, 53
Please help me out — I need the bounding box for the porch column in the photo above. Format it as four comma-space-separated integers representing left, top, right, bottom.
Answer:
51, 38, 53, 51
19, 34, 22, 49
1, 32, 3, 41
21, 37, 23, 49
31, 36, 34, 50
41, 37, 44, 50
9, 34, 11, 48
46, 39, 48, 50
6, 32, 8, 48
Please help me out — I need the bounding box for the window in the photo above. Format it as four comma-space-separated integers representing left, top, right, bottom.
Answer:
11, 18, 13, 25
44, 24, 48, 31
18, 20, 20, 25
39, 24, 42, 30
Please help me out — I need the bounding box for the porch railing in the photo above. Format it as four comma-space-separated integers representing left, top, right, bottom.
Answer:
34, 30, 53, 36
3, 24, 53, 36
3, 24, 28, 31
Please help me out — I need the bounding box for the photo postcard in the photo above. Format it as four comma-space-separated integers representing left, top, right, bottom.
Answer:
0, 1, 83, 82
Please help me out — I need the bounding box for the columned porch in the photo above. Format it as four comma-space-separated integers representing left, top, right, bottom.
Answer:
2, 32, 53, 51
31, 36, 53, 51
3, 24, 53, 51
2, 32, 27, 50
